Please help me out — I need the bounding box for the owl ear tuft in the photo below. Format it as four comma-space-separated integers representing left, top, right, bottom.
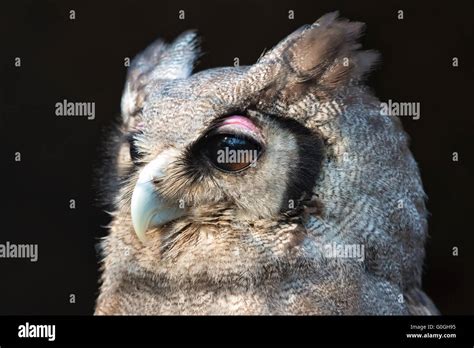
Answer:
286, 12, 379, 90
258, 12, 379, 101
121, 31, 201, 123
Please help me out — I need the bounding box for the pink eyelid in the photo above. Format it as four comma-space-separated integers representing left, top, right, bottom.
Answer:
218, 115, 262, 137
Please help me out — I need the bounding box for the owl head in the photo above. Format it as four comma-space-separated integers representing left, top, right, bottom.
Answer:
100, 12, 429, 313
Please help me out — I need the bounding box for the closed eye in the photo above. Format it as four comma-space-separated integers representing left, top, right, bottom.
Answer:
126, 131, 144, 164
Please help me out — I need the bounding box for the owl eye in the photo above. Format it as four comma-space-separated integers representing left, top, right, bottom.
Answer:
202, 133, 262, 172
126, 132, 143, 164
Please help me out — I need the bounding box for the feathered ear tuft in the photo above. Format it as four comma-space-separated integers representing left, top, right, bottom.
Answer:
253, 12, 379, 104
121, 31, 201, 123
283, 11, 379, 88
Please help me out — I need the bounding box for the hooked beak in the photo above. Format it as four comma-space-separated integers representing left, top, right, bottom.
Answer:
130, 148, 185, 242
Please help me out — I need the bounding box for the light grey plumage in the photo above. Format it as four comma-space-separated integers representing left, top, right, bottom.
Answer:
96, 12, 438, 315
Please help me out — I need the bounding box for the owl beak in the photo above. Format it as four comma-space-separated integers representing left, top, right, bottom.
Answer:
130, 149, 185, 242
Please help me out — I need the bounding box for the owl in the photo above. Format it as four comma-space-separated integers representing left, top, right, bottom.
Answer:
95, 12, 439, 315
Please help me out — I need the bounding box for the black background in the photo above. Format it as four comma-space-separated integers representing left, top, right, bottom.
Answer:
0, 0, 472, 315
